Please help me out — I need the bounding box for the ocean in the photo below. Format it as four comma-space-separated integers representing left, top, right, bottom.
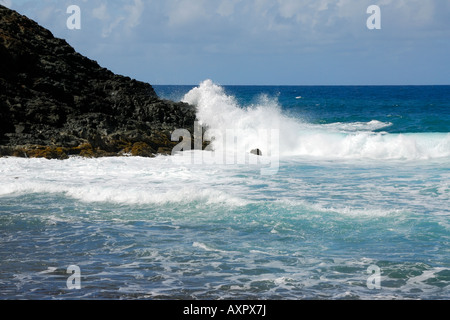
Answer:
0, 81, 449, 300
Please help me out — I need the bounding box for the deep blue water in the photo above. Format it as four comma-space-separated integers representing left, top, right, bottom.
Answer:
1, 83, 449, 300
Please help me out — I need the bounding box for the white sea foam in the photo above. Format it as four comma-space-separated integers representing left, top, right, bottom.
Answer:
193, 242, 228, 253
318, 120, 393, 132
271, 198, 406, 218
182, 80, 450, 160
0, 157, 249, 206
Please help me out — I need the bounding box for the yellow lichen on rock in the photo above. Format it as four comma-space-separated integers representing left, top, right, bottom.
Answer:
16, 146, 69, 159
131, 142, 155, 157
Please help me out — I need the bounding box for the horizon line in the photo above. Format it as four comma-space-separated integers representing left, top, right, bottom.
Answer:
151, 83, 450, 87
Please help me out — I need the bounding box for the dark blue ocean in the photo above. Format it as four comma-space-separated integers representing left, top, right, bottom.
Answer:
1, 82, 449, 299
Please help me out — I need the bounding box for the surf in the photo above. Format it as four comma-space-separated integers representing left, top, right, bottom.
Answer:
182, 80, 450, 160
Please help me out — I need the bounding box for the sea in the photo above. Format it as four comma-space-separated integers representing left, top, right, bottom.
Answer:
0, 80, 449, 300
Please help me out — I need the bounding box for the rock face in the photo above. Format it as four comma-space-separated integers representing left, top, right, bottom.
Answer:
0, 4, 196, 159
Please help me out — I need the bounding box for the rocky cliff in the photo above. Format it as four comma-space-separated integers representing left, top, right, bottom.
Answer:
0, 4, 196, 159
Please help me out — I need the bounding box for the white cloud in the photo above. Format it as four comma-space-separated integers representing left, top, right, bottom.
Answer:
92, 3, 109, 22
166, 0, 209, 27
124, 0, 144, 29
91, 2, 120, 38
392, 0, 436, 27
91, 0, 145, 38
216, 0, 241, 17
277, 0, 304, 19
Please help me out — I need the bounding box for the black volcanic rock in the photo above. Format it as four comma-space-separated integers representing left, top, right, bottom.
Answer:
0, 4, 196, 158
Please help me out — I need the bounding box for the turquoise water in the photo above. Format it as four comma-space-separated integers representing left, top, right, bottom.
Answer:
0, 83, 449, 299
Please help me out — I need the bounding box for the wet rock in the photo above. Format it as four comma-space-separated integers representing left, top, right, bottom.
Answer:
250, 149, 263, 156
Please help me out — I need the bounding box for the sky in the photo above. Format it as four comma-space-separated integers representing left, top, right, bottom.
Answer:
1, 0, 449, 85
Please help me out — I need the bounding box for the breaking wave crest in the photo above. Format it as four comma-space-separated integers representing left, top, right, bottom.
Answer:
182, 80, 450, 160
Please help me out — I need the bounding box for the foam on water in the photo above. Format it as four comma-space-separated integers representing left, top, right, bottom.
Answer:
0, 157, 249, 207
318, 120, 393, 132
182, 80, 450, 160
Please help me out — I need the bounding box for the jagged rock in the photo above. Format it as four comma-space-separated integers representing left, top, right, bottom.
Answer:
0, 4, 197, 158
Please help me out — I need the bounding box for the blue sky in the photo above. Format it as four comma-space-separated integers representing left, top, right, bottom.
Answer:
2, 0, 449, 85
